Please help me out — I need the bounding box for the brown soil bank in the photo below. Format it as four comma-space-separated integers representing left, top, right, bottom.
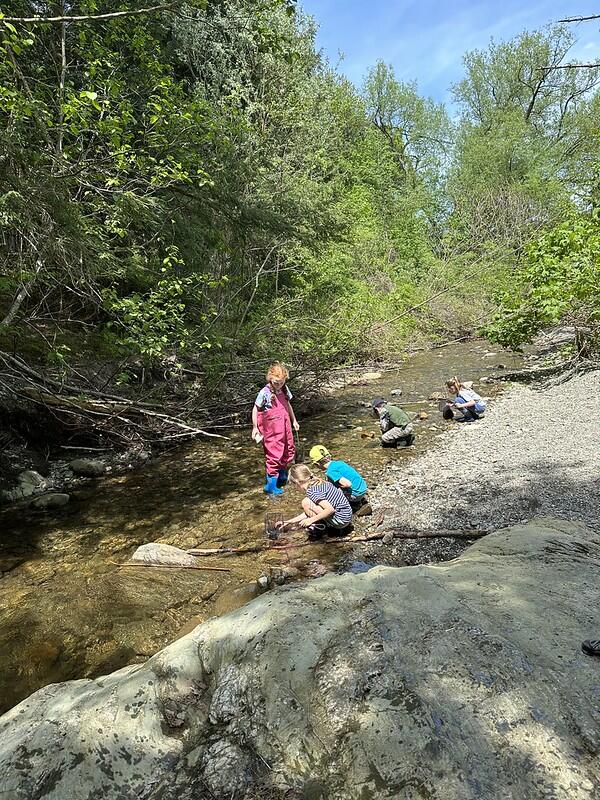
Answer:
0, 517, 598, 800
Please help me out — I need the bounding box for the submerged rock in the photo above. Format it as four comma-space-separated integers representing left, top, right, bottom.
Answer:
360, 371, 382, 381
30, 492, 70, 510
428, 392, 446, 401
68, 458, 106, 477
2, 469, 47, 501
0, 519, 599, 800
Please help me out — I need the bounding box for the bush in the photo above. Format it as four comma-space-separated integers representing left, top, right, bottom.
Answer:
485, 210, 600, 353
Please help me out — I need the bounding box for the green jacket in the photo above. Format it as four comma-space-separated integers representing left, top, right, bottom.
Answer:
381, 403, 410, 431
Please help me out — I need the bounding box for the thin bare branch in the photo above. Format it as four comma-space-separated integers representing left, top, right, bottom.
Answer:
0, 260, 43, 328
557, 14, 600, 23
541, 63, 600, 70
2, 2, 179, 24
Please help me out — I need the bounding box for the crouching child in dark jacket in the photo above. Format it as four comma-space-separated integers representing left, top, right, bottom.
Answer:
371, 397, 415, 448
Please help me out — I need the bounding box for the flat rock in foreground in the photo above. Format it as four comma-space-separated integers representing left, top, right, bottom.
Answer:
1, 518, 599, 800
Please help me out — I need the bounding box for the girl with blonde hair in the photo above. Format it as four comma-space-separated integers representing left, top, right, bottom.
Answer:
251, 362, 300, 494
444, 376, 486, 422
278, 463, 353, 537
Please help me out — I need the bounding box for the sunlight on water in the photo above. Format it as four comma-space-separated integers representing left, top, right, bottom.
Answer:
0, 341, 520, 711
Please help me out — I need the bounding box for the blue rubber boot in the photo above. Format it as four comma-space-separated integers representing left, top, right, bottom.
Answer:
277, 469, 289, 488
264, 474, 284, 495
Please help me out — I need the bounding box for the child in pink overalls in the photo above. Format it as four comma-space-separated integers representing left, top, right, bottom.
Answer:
251, 362, 299, 495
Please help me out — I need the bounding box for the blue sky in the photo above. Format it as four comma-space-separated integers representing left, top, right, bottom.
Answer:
298, 1, 600, 103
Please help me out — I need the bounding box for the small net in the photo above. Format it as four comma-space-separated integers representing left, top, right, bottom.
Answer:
265, 511, 284, 540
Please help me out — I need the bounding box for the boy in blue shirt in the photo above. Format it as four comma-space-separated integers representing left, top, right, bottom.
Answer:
309, 444, 368, 510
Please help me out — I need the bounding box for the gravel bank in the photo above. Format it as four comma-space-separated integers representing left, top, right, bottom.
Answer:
373, 369, 600, 534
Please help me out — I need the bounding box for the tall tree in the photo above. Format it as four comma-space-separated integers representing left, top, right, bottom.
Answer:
449, 25, 600, 248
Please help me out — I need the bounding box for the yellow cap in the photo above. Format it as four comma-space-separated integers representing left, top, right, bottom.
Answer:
309, 444, 330, 464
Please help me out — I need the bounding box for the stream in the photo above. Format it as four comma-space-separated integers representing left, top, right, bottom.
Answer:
0, 340, 521, 713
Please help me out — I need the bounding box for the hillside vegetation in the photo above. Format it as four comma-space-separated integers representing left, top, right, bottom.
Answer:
0, 2, 598, 401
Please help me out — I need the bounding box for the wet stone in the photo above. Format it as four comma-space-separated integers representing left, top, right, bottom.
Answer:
0, 520, 597, 800
69, 459, 106, 478
199, 582, 219, 601
30, 493, 70, 510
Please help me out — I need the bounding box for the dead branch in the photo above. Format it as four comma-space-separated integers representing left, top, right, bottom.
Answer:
557, 14, 600, 23
186, 528, 489, 557
541, 63, 600, 70
19, 386, 228, 440
367, 527, 489, 541
117, 561, 231, 573
0, 351, 228, 440
0, 259, 43, 328
3, 2, 180, 24
0, 352, 162, 409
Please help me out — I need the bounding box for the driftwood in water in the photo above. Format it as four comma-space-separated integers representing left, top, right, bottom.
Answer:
117, 561, 231, 573
370, 527, 489, 541
187, 528, 489, 558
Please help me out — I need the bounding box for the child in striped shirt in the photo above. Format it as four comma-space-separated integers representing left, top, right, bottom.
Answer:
280, 464, 353, 537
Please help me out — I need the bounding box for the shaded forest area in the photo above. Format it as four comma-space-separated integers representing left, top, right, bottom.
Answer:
0, 1, 599, 448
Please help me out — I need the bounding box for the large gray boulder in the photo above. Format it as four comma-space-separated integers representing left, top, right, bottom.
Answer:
0, 518, 599, 800
29, 492, 70, 510
128, 542, 200, 568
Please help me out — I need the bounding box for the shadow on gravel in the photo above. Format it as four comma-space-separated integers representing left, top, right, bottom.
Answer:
397, 460, 600, 534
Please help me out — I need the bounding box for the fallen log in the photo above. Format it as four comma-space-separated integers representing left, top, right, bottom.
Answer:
116, 561, 231, 573
367, 527, 489, 541
187, 528, 489, 557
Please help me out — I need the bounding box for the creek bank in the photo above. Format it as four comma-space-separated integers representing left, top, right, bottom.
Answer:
340, 357, 600, 572
369, 368, 600, 538
0, 447, 152, 507
0, 361, 404, 508
1, 518, 599, 800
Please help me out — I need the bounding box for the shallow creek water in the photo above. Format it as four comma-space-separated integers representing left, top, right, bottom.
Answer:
0, 341, 521, 713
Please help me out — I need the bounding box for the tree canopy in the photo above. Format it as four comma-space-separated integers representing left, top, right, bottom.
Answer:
1, 5, 599, 389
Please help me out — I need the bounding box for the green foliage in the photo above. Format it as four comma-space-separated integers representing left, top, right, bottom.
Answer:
486, 211, 600, 351
449, 25, 600, 249
0, 5, 599, 383
104, 247, 222, 361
